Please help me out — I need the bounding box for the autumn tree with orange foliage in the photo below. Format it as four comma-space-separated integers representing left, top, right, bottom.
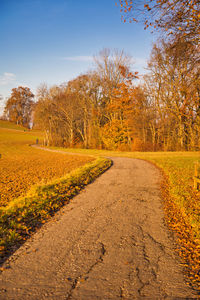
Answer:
31, 38, 199, 151
119, 0, 200, 43
34, 49, 141, 150
4, 86, 34, 128
101, 65, 153, 150
118, 0, 200, 151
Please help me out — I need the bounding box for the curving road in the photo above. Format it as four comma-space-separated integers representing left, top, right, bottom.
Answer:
0, 157, 198, 299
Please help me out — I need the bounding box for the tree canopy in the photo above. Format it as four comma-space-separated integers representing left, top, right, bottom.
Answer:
119, 0, 200, 43
4, 86, 34, 128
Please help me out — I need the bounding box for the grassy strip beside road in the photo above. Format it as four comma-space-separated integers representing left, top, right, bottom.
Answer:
0, 157, 112, 264
136, 153, 200, 289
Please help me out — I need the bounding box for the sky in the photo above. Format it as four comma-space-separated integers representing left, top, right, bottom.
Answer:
0, 0, 156, 114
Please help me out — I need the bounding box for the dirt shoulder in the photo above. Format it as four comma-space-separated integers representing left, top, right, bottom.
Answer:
0, 157, 198, 299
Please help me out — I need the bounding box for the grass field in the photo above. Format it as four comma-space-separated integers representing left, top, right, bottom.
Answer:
0, 120, 30, 131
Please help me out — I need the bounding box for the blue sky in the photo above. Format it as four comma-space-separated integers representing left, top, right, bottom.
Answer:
0, 0, 155, 114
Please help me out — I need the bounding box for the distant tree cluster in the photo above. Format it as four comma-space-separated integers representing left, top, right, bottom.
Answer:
32, 47, 199, 151
3, 45, 200, 151
4, 86, 34, 128
33, 49, 146, 150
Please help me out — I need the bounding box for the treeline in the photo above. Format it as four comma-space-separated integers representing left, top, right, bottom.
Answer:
3, 46, 200, 151
118, 0, 200, 151
3, 0, 200, 151
33, 49, 150, 150
33, 41, 200, 151
143, 39, 200, 151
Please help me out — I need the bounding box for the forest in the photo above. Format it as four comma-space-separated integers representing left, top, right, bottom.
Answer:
2, 0, 200, 152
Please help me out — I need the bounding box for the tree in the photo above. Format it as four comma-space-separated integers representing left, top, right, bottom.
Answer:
0, 95, 7, 120
118, 0, 200, 150
101, 65, 148, 150
94, 48, 132, 105
144, 40, 200, 150
4, 86, 34, 128
33, 49, 144, 150
119, 0, 200, 43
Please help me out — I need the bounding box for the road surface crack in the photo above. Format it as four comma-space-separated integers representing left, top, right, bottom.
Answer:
136, 266, 152, 297
119, 286, 125, 298
136, 266, 145, 296
66, 242, 106, 300
146, 233, 165, 253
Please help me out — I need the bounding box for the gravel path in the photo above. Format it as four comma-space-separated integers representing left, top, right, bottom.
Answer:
0, 157, 198, 299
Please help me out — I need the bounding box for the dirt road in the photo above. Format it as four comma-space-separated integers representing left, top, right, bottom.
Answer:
0, 157, 198, 299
